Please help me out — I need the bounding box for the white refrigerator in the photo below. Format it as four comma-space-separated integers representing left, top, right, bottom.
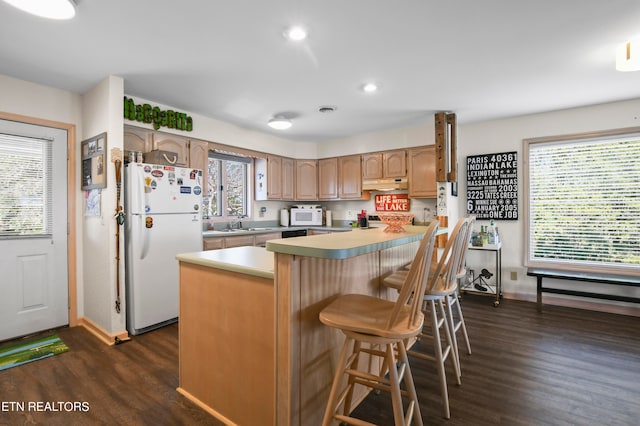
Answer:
124, 163, 203, 335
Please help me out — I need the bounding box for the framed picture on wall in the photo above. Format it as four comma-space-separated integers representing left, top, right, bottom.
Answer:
81, 132, 107, 190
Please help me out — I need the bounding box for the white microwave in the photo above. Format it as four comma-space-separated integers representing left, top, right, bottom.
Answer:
290, 208, 323, 226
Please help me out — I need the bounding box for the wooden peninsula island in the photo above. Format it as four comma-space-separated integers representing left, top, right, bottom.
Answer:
175, 225, 443, 425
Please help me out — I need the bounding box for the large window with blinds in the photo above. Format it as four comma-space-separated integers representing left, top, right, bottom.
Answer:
525, 129, 640, 275
0, 133, 52, 237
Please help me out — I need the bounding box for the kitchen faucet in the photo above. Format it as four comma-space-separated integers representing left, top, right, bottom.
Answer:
228, 214, 247, 230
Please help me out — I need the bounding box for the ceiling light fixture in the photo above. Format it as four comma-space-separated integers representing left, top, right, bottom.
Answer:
268, 116, 292, 130
2, 0, 76, 20
616, 39, 640, 71
283, 26, 308, 41
362, 82, 379, 93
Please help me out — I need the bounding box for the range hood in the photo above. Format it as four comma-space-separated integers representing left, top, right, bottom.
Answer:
362, 177, 408, 191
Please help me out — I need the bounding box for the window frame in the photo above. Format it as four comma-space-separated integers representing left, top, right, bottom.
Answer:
204, 151, 252, 221
523, 126, 640, 276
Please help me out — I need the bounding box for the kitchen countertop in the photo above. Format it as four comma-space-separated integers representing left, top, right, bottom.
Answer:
266, 225, 447, 260
182, 225, 447, 273
176, 246, 274, 279
202, 225, 352, 237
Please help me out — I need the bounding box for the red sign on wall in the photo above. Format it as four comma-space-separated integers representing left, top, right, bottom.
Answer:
375, 194, 410, 211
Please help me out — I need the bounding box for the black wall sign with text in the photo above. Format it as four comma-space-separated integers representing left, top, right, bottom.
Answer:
466, 151, 518, 220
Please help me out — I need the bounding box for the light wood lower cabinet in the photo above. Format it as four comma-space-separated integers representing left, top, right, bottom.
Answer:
254, 232, 282, 247
203, 238, 224, 250
203, 232, 282, 250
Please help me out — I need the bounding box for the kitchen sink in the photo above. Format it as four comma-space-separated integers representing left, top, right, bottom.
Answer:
216, 227, 274, 232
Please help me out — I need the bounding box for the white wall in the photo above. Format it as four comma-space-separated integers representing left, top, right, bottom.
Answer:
457, 98, 640, 307
81, 76, 126, 335
318, 120, 436, 157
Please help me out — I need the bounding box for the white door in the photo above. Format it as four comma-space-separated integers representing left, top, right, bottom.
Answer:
0, 119, 68, 341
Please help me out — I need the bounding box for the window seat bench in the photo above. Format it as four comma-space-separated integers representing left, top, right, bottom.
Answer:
527, 268, 640, 312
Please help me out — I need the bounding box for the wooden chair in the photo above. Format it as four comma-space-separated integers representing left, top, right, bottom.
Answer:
319, 220, 439, 426
382, 216, 470, 419
449, 215, 475, 360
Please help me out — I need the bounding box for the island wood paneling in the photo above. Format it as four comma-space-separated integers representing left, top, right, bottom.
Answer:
177, 262, 275, 426
274, 242, 419, 425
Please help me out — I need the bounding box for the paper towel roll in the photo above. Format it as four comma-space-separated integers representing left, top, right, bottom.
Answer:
326, 210, 332, 227
280, 209, 289, 227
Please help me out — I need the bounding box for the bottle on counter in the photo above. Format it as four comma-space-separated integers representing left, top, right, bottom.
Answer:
488, 220, 496, 244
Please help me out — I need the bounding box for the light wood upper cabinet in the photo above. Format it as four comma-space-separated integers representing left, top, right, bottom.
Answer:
189, 139, 209, 197
362, 153, 383, 179
281, 157, 295, 200
338, 155, 362, 199
267, 155, 283, 200
153, 134, 189, 166
295, 160, 318, 201
318, 158, 338, 200
384, 150, 407, 178
124, 126, 152, 154
408, 145, 437, 198
362, 150, 406, 179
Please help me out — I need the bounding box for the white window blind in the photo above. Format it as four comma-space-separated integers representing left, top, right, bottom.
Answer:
527, 133, 640, 274
0, 133, 53, 237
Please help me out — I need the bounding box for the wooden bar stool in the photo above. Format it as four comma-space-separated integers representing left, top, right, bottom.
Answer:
449, 215, 475, 360
319, 220, 439, 426
382, 217, 470, 419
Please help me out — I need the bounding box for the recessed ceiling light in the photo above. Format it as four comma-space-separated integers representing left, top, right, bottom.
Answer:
283, 26, 308, 41
2, 0, 76, 20
362, 82, 380, 93
268, 116, 292, 130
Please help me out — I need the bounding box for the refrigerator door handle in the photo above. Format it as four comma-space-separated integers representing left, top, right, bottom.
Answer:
139, 215, 150, 260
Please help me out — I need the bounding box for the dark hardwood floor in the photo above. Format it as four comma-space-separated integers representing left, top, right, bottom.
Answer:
0, 294, 638, 425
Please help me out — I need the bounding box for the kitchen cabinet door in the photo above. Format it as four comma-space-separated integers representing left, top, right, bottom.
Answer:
408, 146, 437, 198
318, 158, 338, 200
362, 153, 383, 179
124, 126, 152, 154
281, 157, 295, 200
153, 134, 189, 166
254, 232, 282, 247
203, 238, 224, 250
295, 160, 318, 201
267, 155, 283, 200
189, 139, 209, 197
224, 235, 255, 248
338, 155, 362, 199
383, 150, 407, 178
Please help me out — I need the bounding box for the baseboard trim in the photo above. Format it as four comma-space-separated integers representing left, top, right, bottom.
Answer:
77, 317, 130, 346
503, 291, 640, 317
176, 387, 236, 425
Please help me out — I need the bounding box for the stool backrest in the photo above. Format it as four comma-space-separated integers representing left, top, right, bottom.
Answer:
387, 220, 439, 330
456, 215, 476, 279
428, 217, 470, 295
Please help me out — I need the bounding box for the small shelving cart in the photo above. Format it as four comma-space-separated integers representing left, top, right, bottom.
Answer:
461, 241, 502, 307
